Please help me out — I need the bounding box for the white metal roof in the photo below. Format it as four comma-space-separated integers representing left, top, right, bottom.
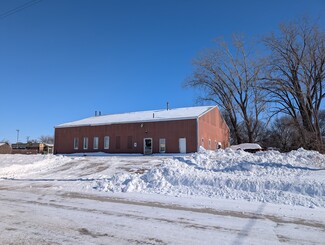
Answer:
55, 105, 216, 128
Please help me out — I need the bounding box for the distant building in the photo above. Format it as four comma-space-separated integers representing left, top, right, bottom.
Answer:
11, 142, 45, 154
43, 143, 54, 154
54, 105, 230, 154
0, 142, 12, 154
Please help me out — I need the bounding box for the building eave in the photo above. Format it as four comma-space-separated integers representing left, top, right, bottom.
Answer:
54, 116, 199, 129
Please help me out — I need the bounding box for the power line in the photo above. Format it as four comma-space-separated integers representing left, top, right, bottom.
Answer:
0, 0, 43, 20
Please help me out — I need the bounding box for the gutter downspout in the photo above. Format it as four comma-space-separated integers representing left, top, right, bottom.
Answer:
196, 117, 199, 152
53, 127, 56, 155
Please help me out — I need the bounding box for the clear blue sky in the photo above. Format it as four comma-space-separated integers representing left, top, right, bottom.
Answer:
1, 0, 324, 143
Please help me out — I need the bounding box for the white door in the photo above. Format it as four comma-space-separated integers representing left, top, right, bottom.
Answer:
179, 138, 186, 153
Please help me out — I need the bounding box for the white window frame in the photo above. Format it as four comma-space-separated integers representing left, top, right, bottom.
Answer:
93, 137, 99, 150
74, 137, 79, 150
83, 137, 88, 150
159, 138, 166, 153
104, 136, 110, 150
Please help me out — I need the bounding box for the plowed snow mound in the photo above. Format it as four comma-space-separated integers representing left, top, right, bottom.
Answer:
95, 148, 325, 208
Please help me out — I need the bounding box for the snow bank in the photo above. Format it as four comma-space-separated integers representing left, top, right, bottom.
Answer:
94, 148, 325, 208
0, 149, 324, 208
0, 154, 72, 178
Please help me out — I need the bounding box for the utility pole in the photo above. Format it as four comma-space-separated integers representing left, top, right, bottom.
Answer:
16, 129, 20, 149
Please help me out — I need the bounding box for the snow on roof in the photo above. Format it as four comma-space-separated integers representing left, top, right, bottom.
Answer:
55, 105, 216, 128
230, 143, 262, 151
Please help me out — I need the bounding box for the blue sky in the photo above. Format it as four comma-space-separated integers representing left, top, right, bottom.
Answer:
0, 0, 324, 143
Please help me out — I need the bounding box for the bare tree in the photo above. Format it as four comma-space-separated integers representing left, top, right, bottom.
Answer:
185, 35, 266, 144
39, 135, 54, 144
263, 18, 325, 151
0, 138, 10, 144
319, 110, 325, 137
268, 116, 302, 152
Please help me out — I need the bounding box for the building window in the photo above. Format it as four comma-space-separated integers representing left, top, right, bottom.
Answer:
93, 137, 99, 150
127, 136, 133, 149
104, 136, 110, 149
159, 138, 166, 153
74, 137, 79, 150
116, 136, 120, 149
83, 137, 88, 150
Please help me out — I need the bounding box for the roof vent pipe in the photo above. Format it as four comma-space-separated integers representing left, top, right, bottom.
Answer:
95, 111, 97, 116
153, 113, 155, 118
167, 102, 169, 111
99, 111, 101, 116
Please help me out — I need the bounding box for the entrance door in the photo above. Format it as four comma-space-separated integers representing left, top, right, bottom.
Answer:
144, 138, 153, 154
179, 138, 186, 153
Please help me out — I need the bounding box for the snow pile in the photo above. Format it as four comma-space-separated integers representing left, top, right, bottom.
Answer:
1, 149, 324, 208
94, 148, 325, 208
0, 154, 72, 178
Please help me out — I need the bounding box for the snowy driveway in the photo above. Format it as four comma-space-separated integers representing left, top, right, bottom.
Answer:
0, 150, 324, 244
0, 182, 324, 244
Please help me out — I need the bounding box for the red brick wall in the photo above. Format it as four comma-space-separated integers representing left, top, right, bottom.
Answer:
198, 107, 230, 150
11, 149, 38, 154
54, 119, 198, 154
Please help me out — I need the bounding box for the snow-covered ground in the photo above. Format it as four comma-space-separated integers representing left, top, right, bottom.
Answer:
0, 148, 324, 244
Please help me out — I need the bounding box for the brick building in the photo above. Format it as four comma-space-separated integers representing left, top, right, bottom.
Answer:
54, 106, 229, 154
0, 142, 12, 154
